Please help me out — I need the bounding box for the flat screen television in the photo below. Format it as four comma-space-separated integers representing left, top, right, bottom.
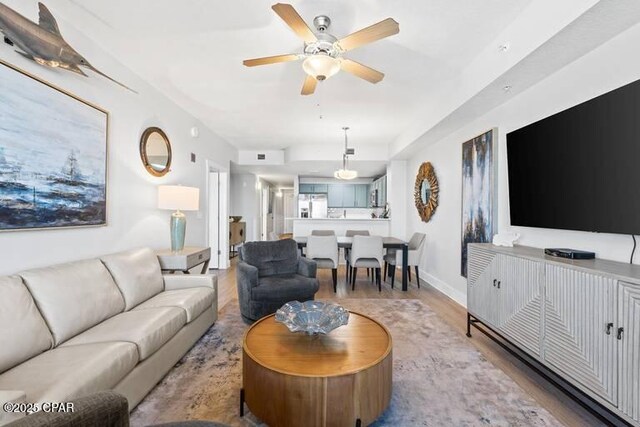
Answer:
507, 78, 640, 235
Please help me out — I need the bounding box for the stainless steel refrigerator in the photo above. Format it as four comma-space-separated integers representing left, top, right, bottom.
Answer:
298, 194, 328, 218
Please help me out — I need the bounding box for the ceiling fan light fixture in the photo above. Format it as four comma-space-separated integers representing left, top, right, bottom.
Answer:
302, 55, 340, 81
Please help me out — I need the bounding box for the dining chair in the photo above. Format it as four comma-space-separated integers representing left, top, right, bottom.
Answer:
306, 235, 339, 292
384, 232, 426, 288
311, 230, 336, 236
345, 230, 370, 283
348, 235, 384, 292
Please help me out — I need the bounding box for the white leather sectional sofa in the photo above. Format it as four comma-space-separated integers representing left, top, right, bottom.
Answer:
0, 247, 217, 422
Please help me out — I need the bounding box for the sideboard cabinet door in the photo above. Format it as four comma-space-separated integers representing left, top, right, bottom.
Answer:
467, 246, 498, 325
544, 265, 617, 405
618, 281, 640, 423
494, 254, 543, 356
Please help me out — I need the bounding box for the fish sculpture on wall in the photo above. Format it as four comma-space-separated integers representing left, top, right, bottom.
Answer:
0, 2, 136, 93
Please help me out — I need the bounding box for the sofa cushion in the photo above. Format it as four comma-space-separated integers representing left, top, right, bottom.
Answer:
242, 239, 299, 277
60, 307, 186, 360
20, 259, 125, 346
253, 274, 319, 302
0, 342, 137, 404
133, 288, 214, 323
0, 276, 53, 374
101, 247, 164, 310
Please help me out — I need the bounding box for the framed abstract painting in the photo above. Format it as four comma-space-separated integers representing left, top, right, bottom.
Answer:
0, 60, 108, 231
461, 129, 497, 277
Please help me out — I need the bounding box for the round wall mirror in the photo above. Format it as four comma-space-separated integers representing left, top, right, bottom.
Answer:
140, 127, 172, 177
414, 162, 439, 222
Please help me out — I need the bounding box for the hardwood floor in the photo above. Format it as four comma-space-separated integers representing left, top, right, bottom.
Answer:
213, 260, 603, 427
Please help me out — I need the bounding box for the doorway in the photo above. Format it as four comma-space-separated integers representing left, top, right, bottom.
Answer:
261, 186, 271, 241
207, 161, 229, 269
283, 190, 294, 234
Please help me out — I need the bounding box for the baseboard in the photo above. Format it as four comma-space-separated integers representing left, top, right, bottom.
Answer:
419, 268, 467, 308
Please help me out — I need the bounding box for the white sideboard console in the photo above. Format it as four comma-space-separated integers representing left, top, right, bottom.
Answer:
467, 243, 640, 426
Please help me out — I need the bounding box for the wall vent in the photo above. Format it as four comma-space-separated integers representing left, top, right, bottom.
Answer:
257, 154, 266, 160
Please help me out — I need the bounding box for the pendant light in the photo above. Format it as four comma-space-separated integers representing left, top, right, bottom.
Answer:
334, 127, 358, 180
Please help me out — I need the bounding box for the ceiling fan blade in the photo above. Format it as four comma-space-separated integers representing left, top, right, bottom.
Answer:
272, 3, 317, 43
243, 54, 300, 67
338, 18, 399, 52
340, 59, 384, 84
301, 75, 317, 95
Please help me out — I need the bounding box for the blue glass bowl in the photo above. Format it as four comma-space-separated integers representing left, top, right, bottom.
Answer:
275, 301, 349, 335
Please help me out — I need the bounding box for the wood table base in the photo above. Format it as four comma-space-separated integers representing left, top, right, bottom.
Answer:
242, 312, 393, 427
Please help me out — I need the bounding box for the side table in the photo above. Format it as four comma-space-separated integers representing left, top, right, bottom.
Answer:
156, 247, 211, 274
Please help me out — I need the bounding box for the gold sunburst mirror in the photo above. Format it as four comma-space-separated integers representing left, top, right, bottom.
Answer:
414, 162, 439, 222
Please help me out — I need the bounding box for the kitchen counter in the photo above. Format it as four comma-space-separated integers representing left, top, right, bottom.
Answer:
292, 218, 390, 237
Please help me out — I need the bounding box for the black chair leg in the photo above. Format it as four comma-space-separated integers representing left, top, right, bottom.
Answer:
332, 268, 338, 292
352, 268, 357, 290
383, 262, 388, 281
408, 266, 412, 282
415, 266, 420, 288
367, 268, 370, 278
345, 261, 349, 283
390, 266, 395, 289
377, 268, 381, 292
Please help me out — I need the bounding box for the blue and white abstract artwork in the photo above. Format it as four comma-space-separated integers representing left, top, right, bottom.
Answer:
0, 62, 108, 231
461, 129, 496, 277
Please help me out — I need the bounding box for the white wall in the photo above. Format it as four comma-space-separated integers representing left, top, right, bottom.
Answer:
387, 160, 408, 239
0, 1, 237, 275
406, 22, 640, 307
237, 150, 285, 165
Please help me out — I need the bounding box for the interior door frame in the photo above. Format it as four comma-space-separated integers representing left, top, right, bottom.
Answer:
206, 160, 229, 269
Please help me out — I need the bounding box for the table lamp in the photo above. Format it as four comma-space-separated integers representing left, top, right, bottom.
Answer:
158, 185, 200, 252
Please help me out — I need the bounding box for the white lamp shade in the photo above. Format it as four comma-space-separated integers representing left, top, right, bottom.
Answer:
334, 169, 358, 180
158, 185, 200, 211
303, 55, 341, 81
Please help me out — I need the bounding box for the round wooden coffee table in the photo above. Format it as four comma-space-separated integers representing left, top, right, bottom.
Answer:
242, 311, 392, 427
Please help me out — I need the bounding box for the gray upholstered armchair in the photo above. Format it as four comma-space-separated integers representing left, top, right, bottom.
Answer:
237, 239, 319, 322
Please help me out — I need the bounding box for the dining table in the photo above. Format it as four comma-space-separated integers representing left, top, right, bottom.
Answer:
294, 236, 410, 291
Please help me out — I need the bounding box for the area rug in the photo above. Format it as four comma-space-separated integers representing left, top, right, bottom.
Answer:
130, 299, 561, 426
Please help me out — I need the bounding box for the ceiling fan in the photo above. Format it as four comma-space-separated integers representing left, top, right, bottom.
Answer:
243, 3, 399, 95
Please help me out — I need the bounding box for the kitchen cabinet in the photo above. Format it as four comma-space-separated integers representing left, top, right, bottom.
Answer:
342, 185, 356, 207
355, 185, 369, 207
299, 184, 328, 194
314, 184, 328, 193
299, 184, 312, 194
327, 184, 366, 208
308, 182, 377, 208
370, 176, 387, 207
327, 185, 343, 207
